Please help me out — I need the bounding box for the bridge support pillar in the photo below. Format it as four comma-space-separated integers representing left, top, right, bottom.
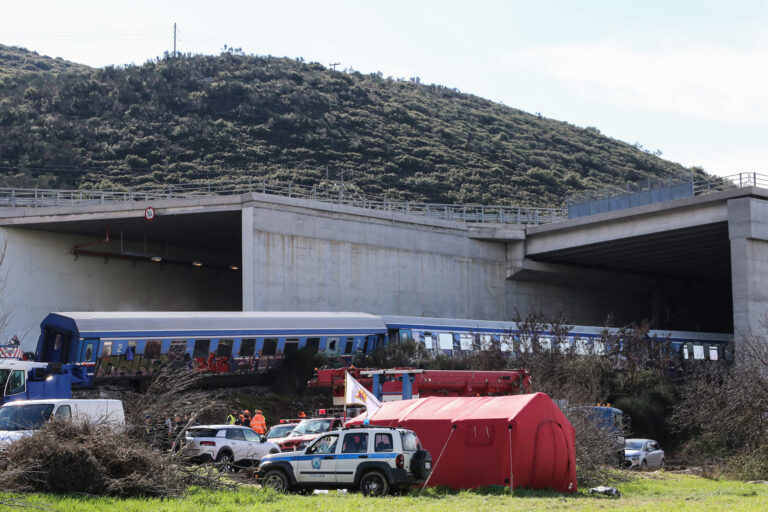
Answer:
728, 197, 768, 344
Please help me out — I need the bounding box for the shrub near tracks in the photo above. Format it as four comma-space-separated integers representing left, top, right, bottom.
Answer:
3, 473, 768, 512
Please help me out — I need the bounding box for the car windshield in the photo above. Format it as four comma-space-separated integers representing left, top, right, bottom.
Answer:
291, 419, 332, 435
0, 404, 54, 431
625, 440, 645, 450
187, 428, 220, 438
266, 424, 295, 438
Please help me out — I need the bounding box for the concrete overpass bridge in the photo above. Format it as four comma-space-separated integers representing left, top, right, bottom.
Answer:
0, 176, 763, 349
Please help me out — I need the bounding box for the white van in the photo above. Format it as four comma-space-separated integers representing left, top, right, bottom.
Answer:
0, 399, 124, 444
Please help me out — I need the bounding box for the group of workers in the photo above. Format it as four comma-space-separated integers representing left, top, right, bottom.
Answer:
226, 408, 267, 434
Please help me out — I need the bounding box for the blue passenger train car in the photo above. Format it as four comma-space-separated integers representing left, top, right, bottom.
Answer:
36, 311, 733, 385
37, 312, 388, 381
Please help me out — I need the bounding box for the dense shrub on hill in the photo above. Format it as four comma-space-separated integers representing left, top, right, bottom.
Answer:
0, 44, 86, 78
0, 47, 701, 206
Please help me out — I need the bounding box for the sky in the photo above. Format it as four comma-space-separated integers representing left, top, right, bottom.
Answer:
2, 0, 767, 178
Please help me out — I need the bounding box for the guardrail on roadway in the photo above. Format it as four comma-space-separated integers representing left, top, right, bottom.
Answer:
567, 172, 768, 219
0, 181, 567, 226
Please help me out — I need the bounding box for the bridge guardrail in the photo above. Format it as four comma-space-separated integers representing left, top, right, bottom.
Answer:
0, 182, 567, 226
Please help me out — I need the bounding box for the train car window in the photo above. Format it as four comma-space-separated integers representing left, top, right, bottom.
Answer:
594, 340, 607, 356
538, 336, 552, 351
262, 338, 277, 356
709, 346, 719, 361
343, 337, 354, 355
499, 335, 514, 352
306, 338, 320, 353
682, 344, 689, 360
284, 338, 299, 355
399, 330, 413, 343
145, 340, 162, 358
101, 341, 113, 359
438, 333, 453, 350
168, 340, 186, 361
239, 338, 256, 357
217, 339, 234, 357
193, 340, 210, 359
459, 334, 474, 351
693, 345, 705, 360
83, 343, 94, 361
573, 338, 587, 355
326, 337, 340, 355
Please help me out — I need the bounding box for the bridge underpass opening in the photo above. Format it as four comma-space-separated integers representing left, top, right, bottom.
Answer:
7, 210, 243, 313
526, 222, 733, 333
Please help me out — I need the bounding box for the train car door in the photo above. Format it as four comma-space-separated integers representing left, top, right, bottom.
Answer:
80, 339, 97, 363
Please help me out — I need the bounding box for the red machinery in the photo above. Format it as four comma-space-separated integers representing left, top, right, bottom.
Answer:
309, 367, 531, 405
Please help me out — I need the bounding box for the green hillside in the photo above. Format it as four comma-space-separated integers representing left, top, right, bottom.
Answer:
0, 44, 87, 78
0, 49, 698, 206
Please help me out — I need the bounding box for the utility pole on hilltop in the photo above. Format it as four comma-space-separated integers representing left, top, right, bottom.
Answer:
330, 62, 340, 70
173, 22, 177, 57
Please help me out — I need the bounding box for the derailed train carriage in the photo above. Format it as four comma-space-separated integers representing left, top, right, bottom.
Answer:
35, 311, 733, 387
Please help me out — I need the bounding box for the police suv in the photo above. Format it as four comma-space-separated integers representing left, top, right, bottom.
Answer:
256, 426, 432, 496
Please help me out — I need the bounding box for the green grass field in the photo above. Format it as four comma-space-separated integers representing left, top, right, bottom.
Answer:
2, 473, 767, 512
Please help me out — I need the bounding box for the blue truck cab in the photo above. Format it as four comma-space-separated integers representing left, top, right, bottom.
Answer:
0, 360, 91, 404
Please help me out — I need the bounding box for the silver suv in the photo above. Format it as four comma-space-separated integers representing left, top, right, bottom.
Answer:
256, 426, 432, 496
183, 425, 281, 471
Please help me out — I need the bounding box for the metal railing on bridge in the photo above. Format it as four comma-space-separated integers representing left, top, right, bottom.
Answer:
566, 172, 768, 219
0, 181, 567, 226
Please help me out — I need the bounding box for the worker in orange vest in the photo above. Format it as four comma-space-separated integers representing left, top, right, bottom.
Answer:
298, 410, 307, 418
251, 409, 267, 435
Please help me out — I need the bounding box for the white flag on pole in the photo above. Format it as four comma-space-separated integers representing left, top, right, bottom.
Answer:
344, 372, 382, 417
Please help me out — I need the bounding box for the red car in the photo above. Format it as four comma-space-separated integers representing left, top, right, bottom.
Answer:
277, 417, 344, 451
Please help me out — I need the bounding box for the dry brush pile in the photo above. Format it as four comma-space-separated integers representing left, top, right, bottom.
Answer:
0, 369, 235, 497
0, 420, 231, 497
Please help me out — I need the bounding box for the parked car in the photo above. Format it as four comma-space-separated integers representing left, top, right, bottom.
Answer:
257, 426, 433, 496
623, 438, 665, 469
265, 422, 297, 443
276, 417, 344, 451
182, 425, 280, 471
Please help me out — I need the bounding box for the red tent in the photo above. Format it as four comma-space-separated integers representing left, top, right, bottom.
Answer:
349, 393, 576, 492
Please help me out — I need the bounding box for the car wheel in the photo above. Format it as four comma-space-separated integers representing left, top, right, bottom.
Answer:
360, 470, 389, 497
216, 451, 235, 473
641, 459, 648, 471
262, 469, 290, 492
660, 458, 665, 469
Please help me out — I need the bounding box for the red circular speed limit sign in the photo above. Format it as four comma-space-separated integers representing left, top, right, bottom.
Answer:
144, 206, 156, 221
